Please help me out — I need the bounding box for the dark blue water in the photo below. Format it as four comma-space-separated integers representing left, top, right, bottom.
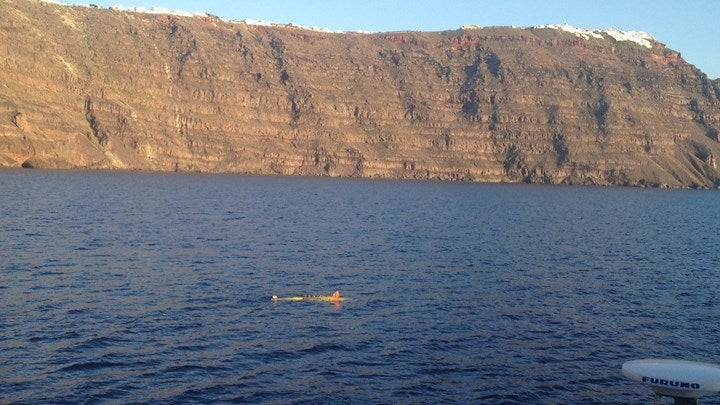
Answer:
2, 170, 719, 403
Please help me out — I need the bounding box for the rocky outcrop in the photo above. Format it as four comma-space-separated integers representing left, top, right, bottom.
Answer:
1, 0, 719, 188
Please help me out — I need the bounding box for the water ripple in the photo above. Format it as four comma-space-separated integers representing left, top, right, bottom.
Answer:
56, 361, 130, 373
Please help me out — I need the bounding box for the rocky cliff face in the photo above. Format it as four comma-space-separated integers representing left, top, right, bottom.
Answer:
2, 0, 720, 188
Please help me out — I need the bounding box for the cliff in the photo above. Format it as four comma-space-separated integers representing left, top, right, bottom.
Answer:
1, 0, 720, 188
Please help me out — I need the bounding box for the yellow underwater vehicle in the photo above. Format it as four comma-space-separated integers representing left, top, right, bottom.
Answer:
272, 290, 345, 302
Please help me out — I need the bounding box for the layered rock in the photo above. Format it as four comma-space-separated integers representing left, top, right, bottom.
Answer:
1, 0, 719, 188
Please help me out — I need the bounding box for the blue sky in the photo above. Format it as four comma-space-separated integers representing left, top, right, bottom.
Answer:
88, 0, 720, 78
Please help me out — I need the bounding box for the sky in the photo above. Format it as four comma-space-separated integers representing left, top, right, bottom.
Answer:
86, 0, 720, 79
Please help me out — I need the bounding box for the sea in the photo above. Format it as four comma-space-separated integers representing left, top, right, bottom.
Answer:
1, 169, 719, 404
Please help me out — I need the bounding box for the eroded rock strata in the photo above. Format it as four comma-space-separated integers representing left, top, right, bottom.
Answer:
1, 0, 720, 187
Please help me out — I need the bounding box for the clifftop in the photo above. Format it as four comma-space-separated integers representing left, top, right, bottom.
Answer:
2, 0, 720, 188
